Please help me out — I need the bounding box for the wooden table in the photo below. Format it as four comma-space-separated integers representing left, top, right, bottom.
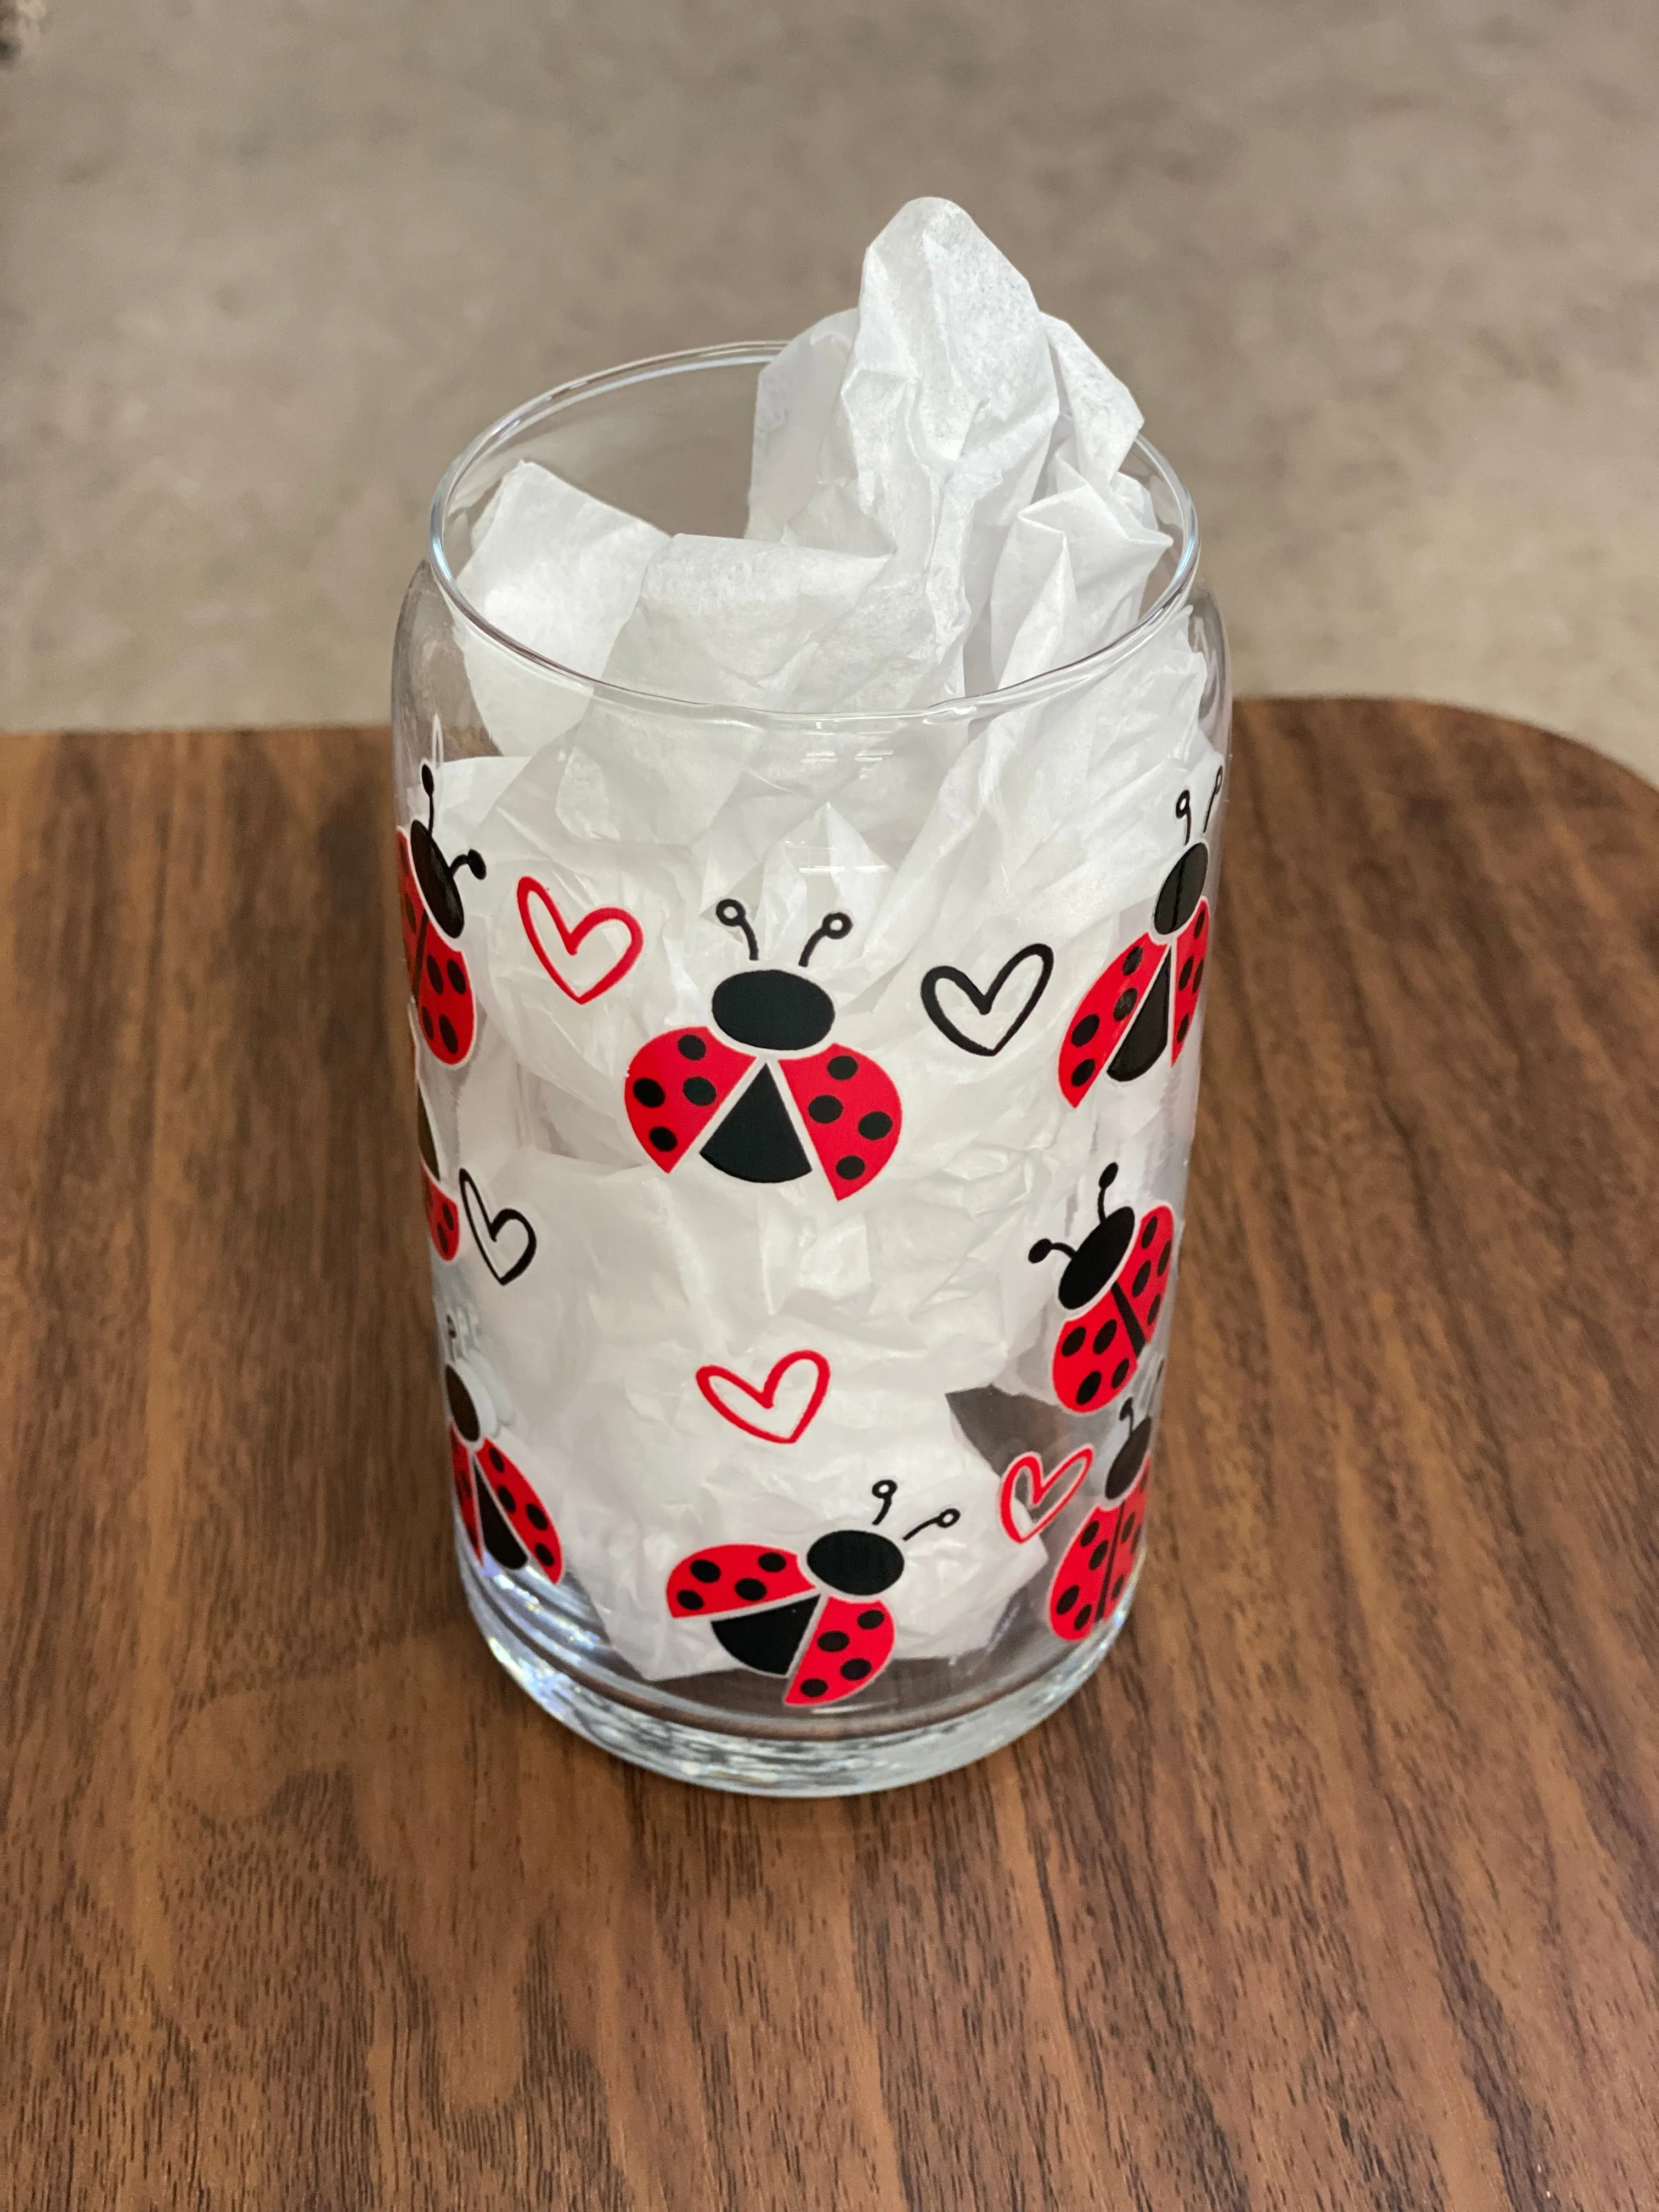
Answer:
3, 701, 1656, 2210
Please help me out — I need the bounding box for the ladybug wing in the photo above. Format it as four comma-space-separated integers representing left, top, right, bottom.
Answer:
627, 1027, 754, 1172
1119, 1205, 1177, 1345
1059, 933, 1163, 1105
1051, 1297, 1141, 1414
421, 1165, 460, 1261
1109, 1482, 1150, 1611
475, 1440, 563, 1585
785, 1596, 896, 1707
397, 831, 424, 991
448, 1424, 481, 1560
781, 1045, 902, 1199
413, 923, 478, 1068
665, 1543, 815, 1618
1171, 899, 1210, 1063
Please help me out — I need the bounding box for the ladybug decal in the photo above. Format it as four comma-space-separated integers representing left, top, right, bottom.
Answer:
1060, 767, 1223, 1104
1028, 1164, 1177, 1413
444, 1359, 563, 1587
398, 761, 487, 1067
667, 1481, 959, 1707
416, 1084, 460, 1261
625, 900, 901, 1199
1048, 1391, 1155, 1641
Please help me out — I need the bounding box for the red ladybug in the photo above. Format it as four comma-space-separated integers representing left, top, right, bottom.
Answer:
416, 1085, 460, 1261
398, 763, 486, 1067
1028, 1164, 1176, 1413
1048, 1391, 1155, 1640
444, 1359, 562, 1586
667, 1481, 959, 1707
625, 900, 901, 1200
1059, 769, 1223, 1104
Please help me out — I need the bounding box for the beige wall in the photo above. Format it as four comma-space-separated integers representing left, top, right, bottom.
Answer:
2, 0, 1655, 781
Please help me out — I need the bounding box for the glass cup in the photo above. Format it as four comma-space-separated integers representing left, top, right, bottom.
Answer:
392, 346, 1229, 1795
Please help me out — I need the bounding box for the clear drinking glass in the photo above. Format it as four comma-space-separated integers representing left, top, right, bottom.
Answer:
392, 346, 1229, 1794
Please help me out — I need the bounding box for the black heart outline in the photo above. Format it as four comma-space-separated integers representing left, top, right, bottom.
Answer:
921, 943, 1055, 1058
458, 1169, 538, 1287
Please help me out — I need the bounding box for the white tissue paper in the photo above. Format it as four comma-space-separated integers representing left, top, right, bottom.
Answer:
457, 461, 665, 753
413, 199, 1224, 1701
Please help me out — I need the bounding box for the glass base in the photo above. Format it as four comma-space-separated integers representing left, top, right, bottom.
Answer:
456, 1535, 1143, 1797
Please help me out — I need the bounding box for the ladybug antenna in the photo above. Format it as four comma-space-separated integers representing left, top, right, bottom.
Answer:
870, 1478, 898, 1527
903, 1506, 961, 1543
417, 763, 485, 883
1095, 1163, 1120, 1223
714, 898, 759, 963
1028, 1237, 1076, 1265
1203, 764, 1224, 834
1175, 788, 1192, 847
1119, 1401, 1136, 1431
799, 911, 853, 969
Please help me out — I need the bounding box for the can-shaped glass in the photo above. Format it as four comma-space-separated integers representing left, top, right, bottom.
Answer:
391, 345, 1230, 1795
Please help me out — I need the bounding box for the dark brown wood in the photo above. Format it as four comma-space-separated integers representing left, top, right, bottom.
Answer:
2, 703, 1655, 2211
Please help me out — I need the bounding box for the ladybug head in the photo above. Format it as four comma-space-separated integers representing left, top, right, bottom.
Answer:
1029, 1163, 1137, 1311
410, 763, 487, 939
1153, 843, 1208, 938
803, 1480, 962, 1598
1156, 765, 1223, 936
709, 898, 853, 1052
1104, 1373, 1159, 1501
443, 1356, 503, 1447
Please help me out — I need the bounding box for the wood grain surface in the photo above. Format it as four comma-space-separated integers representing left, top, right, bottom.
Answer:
2, 701, 1655, 2211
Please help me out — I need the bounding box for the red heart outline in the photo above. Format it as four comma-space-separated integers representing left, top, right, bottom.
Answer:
998, 1444, 1094, 1543
696, 1350, 831, 1446
518, 877, 644, 1005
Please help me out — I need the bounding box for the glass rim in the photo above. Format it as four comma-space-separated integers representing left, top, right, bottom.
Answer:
427, 341, 1201, 730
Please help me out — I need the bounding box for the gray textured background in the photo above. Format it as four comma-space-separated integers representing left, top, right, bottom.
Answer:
2, 0, 1655, 778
